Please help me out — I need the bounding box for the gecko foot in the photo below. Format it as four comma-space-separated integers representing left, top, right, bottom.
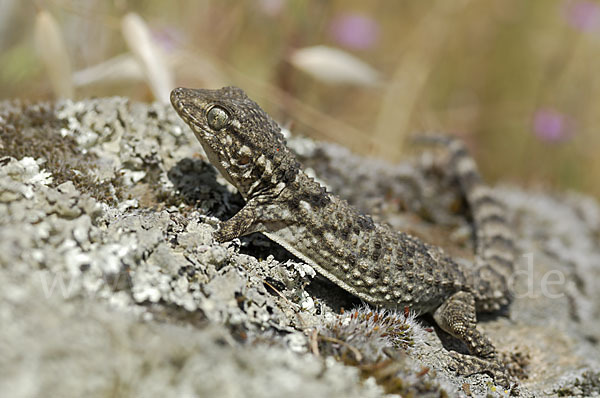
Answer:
448, 350, 513, 390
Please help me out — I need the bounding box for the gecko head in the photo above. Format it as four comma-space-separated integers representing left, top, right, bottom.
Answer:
170, 86, 297, 197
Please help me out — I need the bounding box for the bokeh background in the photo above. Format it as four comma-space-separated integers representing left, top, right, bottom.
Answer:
1, 0, 599, 198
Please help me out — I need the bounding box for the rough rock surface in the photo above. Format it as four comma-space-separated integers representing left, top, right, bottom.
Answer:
0, 98, 599, 397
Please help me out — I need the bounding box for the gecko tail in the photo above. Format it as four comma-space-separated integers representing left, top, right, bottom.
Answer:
414, 134, 516, 311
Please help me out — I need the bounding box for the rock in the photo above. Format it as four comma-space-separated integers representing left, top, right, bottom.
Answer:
0, 98, 599, 397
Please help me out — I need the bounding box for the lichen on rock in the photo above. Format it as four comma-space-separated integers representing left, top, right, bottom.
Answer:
1, 98, 599, 397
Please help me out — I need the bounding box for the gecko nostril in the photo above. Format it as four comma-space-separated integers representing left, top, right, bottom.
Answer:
170, 87, 189, 103
170, 89, 182, 105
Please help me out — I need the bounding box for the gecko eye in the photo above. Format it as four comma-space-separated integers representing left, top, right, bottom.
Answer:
207, 106, 230, 130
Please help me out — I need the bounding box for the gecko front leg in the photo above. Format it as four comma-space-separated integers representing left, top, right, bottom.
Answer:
214, 194, 294, 243
214, 200, 263, 242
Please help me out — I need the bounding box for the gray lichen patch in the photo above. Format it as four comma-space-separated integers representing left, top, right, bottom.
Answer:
0, 266, 385, 398
0, 101, 125, 205
1, 98, 600, 397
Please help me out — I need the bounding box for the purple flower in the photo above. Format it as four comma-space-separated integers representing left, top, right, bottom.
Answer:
563, 0, 600, 32
329, 13, 380, 50
532, 108, 574, 143
151, 27, 182, 53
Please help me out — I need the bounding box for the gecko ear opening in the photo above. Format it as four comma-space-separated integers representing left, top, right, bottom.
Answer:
207, 105, 231, 130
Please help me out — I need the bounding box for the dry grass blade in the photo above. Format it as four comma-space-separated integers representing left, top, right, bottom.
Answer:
289, 45, 381, 87
373, 0, 472, 161
34, 10, 74, 98
319, 335, 363, 363
0, 0, 18, 49
121, 13, 173, 103
73, 54, 145, 88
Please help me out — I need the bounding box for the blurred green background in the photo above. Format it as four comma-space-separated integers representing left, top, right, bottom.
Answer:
1, 0, 599, 198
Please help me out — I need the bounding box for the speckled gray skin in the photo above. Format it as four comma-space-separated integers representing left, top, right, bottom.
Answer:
170, 86, 516, 388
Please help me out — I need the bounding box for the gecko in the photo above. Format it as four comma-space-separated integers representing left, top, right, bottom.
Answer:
170, 86, 516, 388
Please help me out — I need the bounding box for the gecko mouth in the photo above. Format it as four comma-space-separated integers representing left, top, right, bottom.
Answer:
170, 88, 192, 117
170, 88, 205, 131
